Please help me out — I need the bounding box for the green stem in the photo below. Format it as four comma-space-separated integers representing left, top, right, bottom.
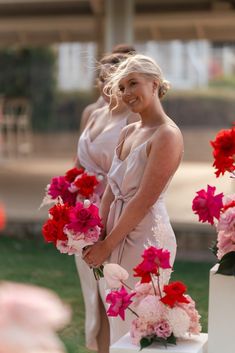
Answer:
128, 306, 139, 318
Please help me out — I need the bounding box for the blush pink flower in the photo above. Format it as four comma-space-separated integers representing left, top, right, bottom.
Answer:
217, 202, 235, 233
106, 286, 135, 320
130, 318, 154, 345
217, 230, 235, 260
153, 320, 172, 338
192, 185, 223, 225
177, 295, 202, 335
103, 264, 129, 289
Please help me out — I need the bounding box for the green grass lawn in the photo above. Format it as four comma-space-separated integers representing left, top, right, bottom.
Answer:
0, 235, 214, 352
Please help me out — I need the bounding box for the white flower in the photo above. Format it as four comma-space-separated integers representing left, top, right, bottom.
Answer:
136, 295, 166, 322
167, 307, 190, 337
103, 263, 129, 288
83, 199, 91, 208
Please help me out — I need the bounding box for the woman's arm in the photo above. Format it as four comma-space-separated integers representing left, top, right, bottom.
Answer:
83, 125, 183, 267
99, 184, 115, 239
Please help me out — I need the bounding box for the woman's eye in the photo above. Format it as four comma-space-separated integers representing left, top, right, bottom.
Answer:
119, 86, 124, 92
130, 81, 137, 86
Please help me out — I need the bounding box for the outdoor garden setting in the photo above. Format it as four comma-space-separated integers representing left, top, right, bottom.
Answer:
0, 234, 213, 353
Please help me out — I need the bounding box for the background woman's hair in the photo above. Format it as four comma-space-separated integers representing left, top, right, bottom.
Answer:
111, 43, 136, 55
105, 54, 170, 100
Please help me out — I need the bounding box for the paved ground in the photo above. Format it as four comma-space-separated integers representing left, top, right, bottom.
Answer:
0, 156, 233, 260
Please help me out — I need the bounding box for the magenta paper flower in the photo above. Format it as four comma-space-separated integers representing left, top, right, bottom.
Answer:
106, 286, 135, 320
66, 202, 102, 234
142, 247, 171, 270
192, 185, 223, 225
134, 246, 171, 283
48, 176, 77, 205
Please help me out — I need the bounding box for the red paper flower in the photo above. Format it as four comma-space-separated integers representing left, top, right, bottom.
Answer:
210, 125, 235, 177
73, 173, 99, 198
192, 185, 223, 225
65, 167, 84, 183
106, 286, 135, 320
161, 281, 190, 308
42, 203, 71, 244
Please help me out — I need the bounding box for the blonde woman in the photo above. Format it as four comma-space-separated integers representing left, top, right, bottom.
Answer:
83, 54, 184, 347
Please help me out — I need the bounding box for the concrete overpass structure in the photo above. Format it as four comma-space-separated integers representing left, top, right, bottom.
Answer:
0, 0, 234, 53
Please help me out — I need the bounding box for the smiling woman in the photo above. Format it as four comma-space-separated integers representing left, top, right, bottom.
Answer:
83, 54, 184, 348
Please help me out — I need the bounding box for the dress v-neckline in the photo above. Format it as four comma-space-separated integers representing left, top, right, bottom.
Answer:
115, 139, 148, 162
87, 117, 126, 144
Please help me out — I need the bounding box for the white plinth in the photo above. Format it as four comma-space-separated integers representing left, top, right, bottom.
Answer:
208, 264, 235, 353
110, 333, 208, 353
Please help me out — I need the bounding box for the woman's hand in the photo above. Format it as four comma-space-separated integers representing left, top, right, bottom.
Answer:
82, 240, 111, 268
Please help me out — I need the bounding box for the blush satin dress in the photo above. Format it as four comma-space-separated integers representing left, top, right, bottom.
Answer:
99, 124, 179, 345
76, 105, 130, 350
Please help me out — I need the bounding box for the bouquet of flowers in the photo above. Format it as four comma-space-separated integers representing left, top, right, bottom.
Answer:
103, 246, 201, 349
42, 199, 104, 279
192, 123, 235, 276
40, 167, 103, 208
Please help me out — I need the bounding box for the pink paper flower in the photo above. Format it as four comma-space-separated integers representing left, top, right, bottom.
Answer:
177, 295, 202, 335
134, 246, 171, 283
48, 176, 77, 205
192, 185, 223, 225
142, 247, 171, 270
217, 230, 235, 259
66, 202, 102, 234
106, 286, 135, 320
153, 320, 172, 338
103, 264, 129, 288
130, 318, 154, 345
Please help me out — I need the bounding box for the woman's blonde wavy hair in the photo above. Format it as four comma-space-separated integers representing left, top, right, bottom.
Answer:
104, 54, 170, 102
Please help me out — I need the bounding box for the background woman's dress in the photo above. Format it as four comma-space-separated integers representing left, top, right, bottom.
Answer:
76, 106, 128, 350
99, 131, 177, 345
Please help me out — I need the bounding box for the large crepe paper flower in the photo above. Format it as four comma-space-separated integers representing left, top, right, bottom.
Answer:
106, 286, 135, 320
64, 167, 84, 183
192, 185, 223, 225
133, 246, 171, 283
66, 201, 102, 234
161, 281, 190, 308
73, 173, 99, 198
42, 203, 71, 245
0, 204, 6, 231
48, 176, 77, 205
142, 247, 171, 269
103, 264, 129, 288
210, 125, 235, 177
0, 281, 71, 353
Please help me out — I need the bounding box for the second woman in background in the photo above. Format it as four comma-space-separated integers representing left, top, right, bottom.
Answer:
75, 51, 139, 353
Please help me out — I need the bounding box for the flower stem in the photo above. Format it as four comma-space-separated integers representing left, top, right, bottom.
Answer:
128, 306, 139, 318
121, 280, 133, 291
157, 274, 162, 299
150, 274, 157, 296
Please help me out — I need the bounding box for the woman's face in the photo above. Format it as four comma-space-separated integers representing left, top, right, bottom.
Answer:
118, 73, 157, 114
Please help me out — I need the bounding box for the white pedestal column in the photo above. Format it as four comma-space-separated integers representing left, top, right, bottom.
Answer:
110, 333, 208, 353
208, 264, 235, 353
